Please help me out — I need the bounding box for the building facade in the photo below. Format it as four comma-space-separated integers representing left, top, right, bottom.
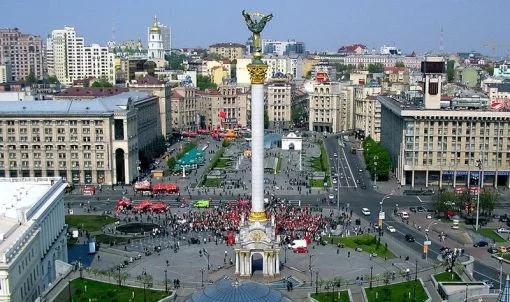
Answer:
379, 95, 510, 188
46, 27, 115, 85
0, 177, 68, 302
128, 75, 172, 139
0, 92, 162, 185
267, 80, 292, 129
308, 81, 355, 133
311, 54, 422, 69
0, 62, 11, 84
354, 84, 382, 141
208, 43, 246, 61
171, 87, 199, 131
236, 56, 303, 85
0, 29, 44, 82
261, 39, 305, 56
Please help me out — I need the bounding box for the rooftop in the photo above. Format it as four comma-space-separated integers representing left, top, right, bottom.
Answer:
0, 91, 150, 116
209, 42, 246, 49
0, 178, 66, 264
189, 279, 289, 302
487, 82, 510, 92
55, 87, 129, 98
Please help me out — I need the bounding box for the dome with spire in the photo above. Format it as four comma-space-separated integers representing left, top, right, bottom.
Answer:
149, 16, 161, 33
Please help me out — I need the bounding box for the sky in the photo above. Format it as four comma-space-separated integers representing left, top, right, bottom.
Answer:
1, 0, 509, 55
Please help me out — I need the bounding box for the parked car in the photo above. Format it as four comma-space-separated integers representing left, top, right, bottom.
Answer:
474, 240, 489, 247
328, 194, 335, 200
387, 226, 396, 233
417, 206, 424, 212
410, 207, 417, 213
361, 208, 371, 216
426, 213, 433, 219
405, 234, 415, 242
401, 211, 410, 219
497, 227, 510, 233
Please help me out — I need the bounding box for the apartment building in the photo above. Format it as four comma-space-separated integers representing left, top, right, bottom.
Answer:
208, 43, 246, 61
0, 29, 44, 82
171, 87, 199, 131
308, 81, 354, 133
46, 27, 115, 85
311, 54, 423, 69
0, 91, 161, 185
267, 79, 292, 129
354, 83, 383, 141
127, 75, 172, 138
0, 178, 68, 302
0, 62, 11, 83
217, 85, 250, 129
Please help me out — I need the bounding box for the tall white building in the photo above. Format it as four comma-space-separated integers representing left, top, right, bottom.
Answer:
147, 16, 170, 60
0, 177, 68, 302
261, 39, 305, 56
46, 27, 115, 85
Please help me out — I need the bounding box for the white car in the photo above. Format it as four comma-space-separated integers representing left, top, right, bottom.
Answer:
328, 194, 335, 200
362, 208, 371, 216
426, 213, 432, 219
497, 227, 510, 233
334, 153, 338, 157
332, 179, 338, 184
386, 225, 396, 233
401, 211, 410, 219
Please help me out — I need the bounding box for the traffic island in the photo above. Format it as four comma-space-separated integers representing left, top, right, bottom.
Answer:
324, 234, 395, 259
363, 279, 430, 302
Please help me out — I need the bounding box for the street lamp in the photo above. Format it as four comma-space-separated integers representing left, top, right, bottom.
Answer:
373, 155, 379, 188
164, 269, 168, 293
315, 269, 319, 294
200, 267, 205, 288
309, 254, 314, 286
475, 160, 482, 231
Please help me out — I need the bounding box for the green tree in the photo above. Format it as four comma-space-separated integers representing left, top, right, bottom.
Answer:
433, 191, 458, 214
25, 72, 36, 84
367, 63, 384, 73
91, 78, 113, 87
167, 156, 176, 171
137, 273, 153, 302
196, 74, 217, 90
447, 60, 456, 82
395, 61, 405, 68
230, 59, 237, 79
362, 136, 391, 179
47, 75, 59, 84
264, 110, 269, 129
482, 64, 494, 76
479, 189, 497, 215
165, 52, 187, 70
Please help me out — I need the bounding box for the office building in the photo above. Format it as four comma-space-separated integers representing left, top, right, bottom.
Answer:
267, 77, 292, 129
308, 81, 355, 133
0, 177, 67, 302
0, 91, 162, 185
261, 39, 305, 56
354, 83, 383, 141
46, 27, 115, 85
0, 29, 44, 82
208, 43, 246, 61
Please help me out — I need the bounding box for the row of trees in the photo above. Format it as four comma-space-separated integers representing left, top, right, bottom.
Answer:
362, 136, 391, 180
432, 189, 498, 216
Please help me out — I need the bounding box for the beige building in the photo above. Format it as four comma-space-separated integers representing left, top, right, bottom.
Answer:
0, 29, 44, 82
0, 62, 11, 83
308, 81, 355, 133
171, 87, 199, 131
208, 43, 246, 61
267, 79, 292, 129
46, 27, 115, 85
354, 84, 383, 141
0, 92, 162, 185
380, 95, 510, 188
127, 75, 172, 138
217, 85, 250, 129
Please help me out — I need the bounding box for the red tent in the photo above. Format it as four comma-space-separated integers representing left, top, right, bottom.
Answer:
133, 200, 153, 211
134, 180, 151, 191
151, 201, 167, 212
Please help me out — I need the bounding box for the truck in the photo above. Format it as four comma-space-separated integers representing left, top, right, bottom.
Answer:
288, 239, 308, 253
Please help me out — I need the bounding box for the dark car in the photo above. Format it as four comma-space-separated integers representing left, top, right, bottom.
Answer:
410, 207, 417, 213
417, 207, 424, 212
405, 234, 415, 242
361, 184, 367, 189
474, 240, 489, 247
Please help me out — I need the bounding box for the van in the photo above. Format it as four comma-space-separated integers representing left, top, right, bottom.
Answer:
193, 200, 210, 208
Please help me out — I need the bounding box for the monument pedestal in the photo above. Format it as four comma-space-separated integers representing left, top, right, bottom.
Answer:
235, 218, 281, 278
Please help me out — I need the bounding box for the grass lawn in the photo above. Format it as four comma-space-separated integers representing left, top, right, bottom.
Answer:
203, 178, 221, 187
311, 291, 349, 302
310, 156, 323, 171
215, 158, 230, 168
310, 178, 326, 187
324, 234, 395, 258
365, 280, 427, 302
66, 215, 118, 233
94, 234, 136, 245
501, 253, 510, 261
67, 278, 170, 302
478, 228, 506, 242
276, 156, 282, 173
434, 271, 461, 282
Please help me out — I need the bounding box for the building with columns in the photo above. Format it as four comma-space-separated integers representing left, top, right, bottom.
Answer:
0, 177, 68, 302
0, 91, 161, 185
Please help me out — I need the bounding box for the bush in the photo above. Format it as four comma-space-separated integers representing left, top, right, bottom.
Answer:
167, 157, 176, 170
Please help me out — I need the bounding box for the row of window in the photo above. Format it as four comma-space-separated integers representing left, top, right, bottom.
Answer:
1, 160, 105, 169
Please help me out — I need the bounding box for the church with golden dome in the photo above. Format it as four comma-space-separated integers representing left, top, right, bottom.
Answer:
147, 16, 170, 61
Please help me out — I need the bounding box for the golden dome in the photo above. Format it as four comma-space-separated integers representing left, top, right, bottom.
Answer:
149, 16, 161, 33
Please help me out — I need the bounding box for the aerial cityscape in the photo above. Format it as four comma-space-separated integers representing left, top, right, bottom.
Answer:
0, 1, 510, 302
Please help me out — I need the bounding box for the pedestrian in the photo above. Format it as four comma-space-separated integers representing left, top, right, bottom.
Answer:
348, 251, 350, 258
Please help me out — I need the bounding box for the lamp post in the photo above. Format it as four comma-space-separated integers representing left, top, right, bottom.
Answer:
164, 269, 168, 293
284, 246, 287, 263
309, 254, 313, 286
373, 155, 379, 188
315, 269, 319, 294
475, 160, 482, 231
200, 267, 205, 288
369, 266, 373, 289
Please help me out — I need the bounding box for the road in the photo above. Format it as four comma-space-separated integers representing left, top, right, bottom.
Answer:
323, 134, 506, 289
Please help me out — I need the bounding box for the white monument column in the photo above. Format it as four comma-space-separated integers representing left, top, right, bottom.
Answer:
247, 63, 269, 222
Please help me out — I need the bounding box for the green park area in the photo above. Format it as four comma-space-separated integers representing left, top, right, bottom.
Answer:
324, 234, 395, 258
309, 143, 331, 187
203, 178, 221, 187
434, 271, 461, 282
311, 290, 349, 302
365, 280, 428, 302
65, 215, 118, 233
362, 136, 390, 180
63, 278, 170, 302
478, 228, 506, 243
